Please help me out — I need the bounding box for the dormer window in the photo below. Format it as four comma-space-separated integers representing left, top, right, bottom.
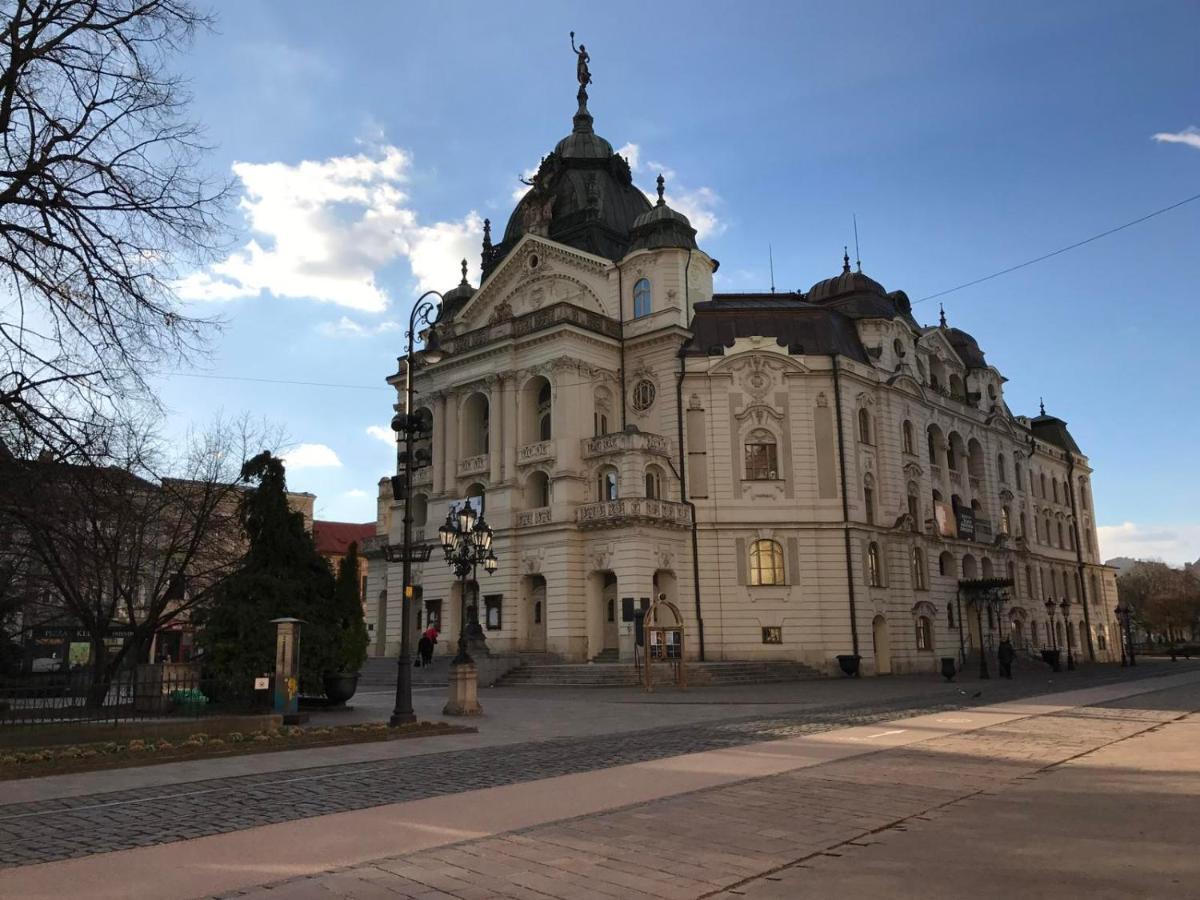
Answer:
633, 278, 652, 318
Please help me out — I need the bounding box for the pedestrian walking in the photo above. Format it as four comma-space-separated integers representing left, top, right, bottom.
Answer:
998, 638, 1015, 679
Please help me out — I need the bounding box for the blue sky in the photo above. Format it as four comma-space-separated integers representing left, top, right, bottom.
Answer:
157, 1, 1200, 563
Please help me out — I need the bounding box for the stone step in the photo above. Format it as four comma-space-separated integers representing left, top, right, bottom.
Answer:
494, 659, 821, 688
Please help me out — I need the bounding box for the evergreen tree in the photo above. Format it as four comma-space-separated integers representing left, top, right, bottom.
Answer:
332, 542, 369, 673
197, 452, 336, 693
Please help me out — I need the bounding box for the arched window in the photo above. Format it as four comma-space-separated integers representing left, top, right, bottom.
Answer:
857, 407, 872, 444
1014, 458, 1023, 491
997, 454, 1007, 483
967, 439, 985, 478
1096, 625, 1107, 650
1056, 521, 1064, 548
1080, 479, 1091, 511
947, 433, 964, 471
1025, 565, 1033, 597
749, 539, 785, 586
915, 616, 933, 651
460, 392, 490, 456
949, 373, 965, 400
593, 386, 612, 437
537, 381, 552, 441
412, 493, 428, 527
867, 542, 882, 587
902, 420, 915, 455
911, 547, 927, 590
644, 465, 664, 499
465, 482, 487, 515
1000, 506, 1011, 535
981, 557, 994, 579
744, 429, 778, 480
906, 482, 920, 532
1052, 479, 1060, 504
946, 602, 956, 628
863, 474, 875, 525
597, 467, 618, 502
527, 471, 550, 508
962, 554, 978, 579
1019, 511, 1027, 539
1040, 472, 1047, 499
633, 278, 652, 318
1067, 526, 1075, 550
1031, 621, 1040, 647
938, 551, 954, 577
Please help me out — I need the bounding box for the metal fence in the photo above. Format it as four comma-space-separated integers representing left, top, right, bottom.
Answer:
0, 665, 262, 727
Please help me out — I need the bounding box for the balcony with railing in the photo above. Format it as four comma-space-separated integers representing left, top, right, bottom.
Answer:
517, 440, 555, 466
441, 301, 621, 355
582, 430, 673, 459
576, 497, 692, 530
458, 453, 489, 477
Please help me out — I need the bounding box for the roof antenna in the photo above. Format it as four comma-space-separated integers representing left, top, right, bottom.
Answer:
769, 244, 776, 294
852, 214, 862, 273
842, 246, 851, 275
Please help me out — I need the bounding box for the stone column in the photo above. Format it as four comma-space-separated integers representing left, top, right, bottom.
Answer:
502, 373, 518, 481
489, 376, 503, 485
432, 393, 446, 496
444, 392, 460, 496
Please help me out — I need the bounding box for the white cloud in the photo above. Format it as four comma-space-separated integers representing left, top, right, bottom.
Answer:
282, 443, 342, 470
1097, 521, 1200, 567
617, 142, 640, 171
177, 142, 481, 311
316, 316, 400, 338
343, 488, 369, 499
640, 158, 724, 242
1153, 127, 1200, 150
366, 425, 395, 446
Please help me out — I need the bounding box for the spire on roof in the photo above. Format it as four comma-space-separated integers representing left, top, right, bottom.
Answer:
655, 173, 665, 206
939, 303, 947, 329
842, 247, 851, 275
570, 31, 593, 134
1039, 397, 1046, 416
459, 258, 468, 286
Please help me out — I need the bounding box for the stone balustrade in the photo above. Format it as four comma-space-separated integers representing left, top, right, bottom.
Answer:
515, 507, 553, 528
458, 453, 489, 477
517, 440, 555, 465
582, 430, 673, 459
441, 301, 621, 355
575, 497, 692, 529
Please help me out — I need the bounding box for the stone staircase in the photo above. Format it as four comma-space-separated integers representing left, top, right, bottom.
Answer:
494, 659, 820, 688
591, 648, 620, 663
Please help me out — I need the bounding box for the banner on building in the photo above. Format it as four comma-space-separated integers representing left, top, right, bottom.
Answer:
934, 501, 958, 538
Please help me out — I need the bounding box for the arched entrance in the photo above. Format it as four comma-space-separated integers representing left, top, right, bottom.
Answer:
525, 575, 547, 652
872, 615, 892, 675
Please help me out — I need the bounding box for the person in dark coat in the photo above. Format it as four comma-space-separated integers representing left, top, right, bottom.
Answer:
998, 638, 1015, 679
417, 627, 438, 666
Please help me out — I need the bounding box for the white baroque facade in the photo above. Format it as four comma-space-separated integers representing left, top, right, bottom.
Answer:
363, 73, 1121, 676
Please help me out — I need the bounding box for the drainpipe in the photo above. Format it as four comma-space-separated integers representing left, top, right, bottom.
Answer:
617, 265, 627, 430
1066, 455, 1095, 660
831, 355, 860, 656
675, 248, 705, 660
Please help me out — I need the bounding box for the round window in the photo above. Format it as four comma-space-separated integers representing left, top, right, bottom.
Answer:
631, 379, 656, 411
528, 253, 540, 270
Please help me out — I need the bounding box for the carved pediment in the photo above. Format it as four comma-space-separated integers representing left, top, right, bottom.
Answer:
903, 461, 924, 480
734, 402, 784, 424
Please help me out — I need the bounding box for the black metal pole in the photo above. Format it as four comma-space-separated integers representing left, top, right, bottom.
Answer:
1062, 602, 1075, 671
390, 291, 441, 727
1126, 611, 1137, 666
976, 602, 989, 679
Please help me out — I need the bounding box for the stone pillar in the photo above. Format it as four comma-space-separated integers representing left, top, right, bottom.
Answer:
502, 373, 517, 481
443, 663, 482, 716
432, 393, 446, 495
489, 377, 503, 484
444, 392, 460, 496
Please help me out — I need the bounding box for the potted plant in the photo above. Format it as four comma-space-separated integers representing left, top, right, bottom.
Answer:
836, 654, 861, 677
324, 542, 369, 705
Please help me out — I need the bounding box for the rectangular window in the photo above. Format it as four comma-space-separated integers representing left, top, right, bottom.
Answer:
744, 443, 778, 480
484, 595, 502, 631
761, 626, 782, 644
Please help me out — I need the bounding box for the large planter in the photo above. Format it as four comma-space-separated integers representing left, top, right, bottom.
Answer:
322, 672, 360, 705
940, 657, 958, 682
836, 654, 861, 678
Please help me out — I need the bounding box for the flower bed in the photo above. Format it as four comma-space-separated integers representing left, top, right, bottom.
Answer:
0, 720, 472, 781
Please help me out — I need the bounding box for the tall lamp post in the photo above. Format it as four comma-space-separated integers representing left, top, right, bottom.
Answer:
1044, 598, 1058, 652
1115, 604, 1136, 667
1060, 597, 1075, 671
437, 499, 498, 714
386, 291, 443, 727
975, 597, 990, 680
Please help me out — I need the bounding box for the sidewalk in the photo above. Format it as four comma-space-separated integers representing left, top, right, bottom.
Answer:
4, 667, 1198, 899
5, 661, 1183, 806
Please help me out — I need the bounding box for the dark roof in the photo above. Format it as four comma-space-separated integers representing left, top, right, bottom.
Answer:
1029, 415, 1082, 455
685, 295, 869, 362
312, 521, 375, 557
627, 176, 697, 253
944, 327, 988, 369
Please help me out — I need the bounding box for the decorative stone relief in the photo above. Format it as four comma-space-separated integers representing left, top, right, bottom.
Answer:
521, 548, 545, 574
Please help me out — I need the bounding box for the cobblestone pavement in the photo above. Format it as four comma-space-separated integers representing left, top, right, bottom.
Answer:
219, 680, 1200, 900
0, 666, 1179, 869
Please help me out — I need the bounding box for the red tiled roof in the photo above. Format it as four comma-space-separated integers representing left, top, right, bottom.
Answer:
312, 520, 375, 556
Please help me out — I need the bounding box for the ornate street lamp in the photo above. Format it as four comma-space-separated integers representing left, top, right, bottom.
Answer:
1115, 603, 1136, 667
439, 499, 497, 666
975, 596, 990, 680
1044, 598, 1058, 651
385, 290, 443, 727
1060, 597, 1075, 671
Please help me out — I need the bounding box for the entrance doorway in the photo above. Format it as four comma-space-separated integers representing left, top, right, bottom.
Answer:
602, 573, 618, 652
526, 575, 547, 652
872, 615, 892, 675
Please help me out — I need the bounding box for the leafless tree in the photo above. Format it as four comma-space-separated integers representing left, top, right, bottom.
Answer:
0, 414, 277, 702
1118, 560, 1200, 645
0, 1, 227, 463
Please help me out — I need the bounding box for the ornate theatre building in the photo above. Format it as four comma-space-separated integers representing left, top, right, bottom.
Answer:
363, 47, 1120, 675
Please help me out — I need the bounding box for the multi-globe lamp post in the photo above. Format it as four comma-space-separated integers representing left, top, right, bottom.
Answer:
1115, 603, 1136, 667
437, 499, 498, 665
385, 290, 443, 728
1060, 597, 1075, 671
